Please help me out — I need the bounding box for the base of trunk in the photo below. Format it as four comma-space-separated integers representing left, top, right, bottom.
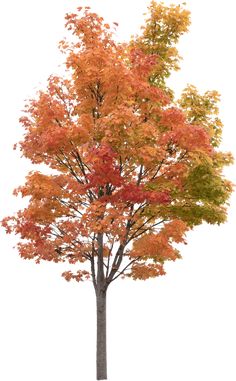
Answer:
96, 290, 107, 380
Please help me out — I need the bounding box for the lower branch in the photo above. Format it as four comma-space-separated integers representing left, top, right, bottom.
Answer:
105, 244, 125, 289
109, 257, 141, 283
91, 255, 97, 293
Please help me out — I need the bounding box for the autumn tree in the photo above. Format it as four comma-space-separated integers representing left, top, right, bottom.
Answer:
2, 2, 233, 380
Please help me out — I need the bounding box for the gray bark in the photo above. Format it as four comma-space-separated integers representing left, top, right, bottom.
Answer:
96, 289, 107, 380
95, 232, 107, 380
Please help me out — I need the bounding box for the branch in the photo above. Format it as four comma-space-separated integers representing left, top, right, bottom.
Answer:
109, 257, 141, 283
150, 159, 165, 180
136, 164, 144, 186
105, 243, 125, 288
105, 237, 115, 279
54, 86, 72, 120
56, 197, 84, 216
97, 233, 105, 288
91, 254, 97, 292
127, 215, 155, 243
55, 153, 84, 185
156, 149, 188, 180
119, 155, 123, 175
70, 143, 92, 177
69, 143, 97, 203
131, 202, 148, 217
105, 214, 133, 288
127, 218, 166, 243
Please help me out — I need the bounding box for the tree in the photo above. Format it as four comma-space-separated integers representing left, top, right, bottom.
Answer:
2, 2, 233, 380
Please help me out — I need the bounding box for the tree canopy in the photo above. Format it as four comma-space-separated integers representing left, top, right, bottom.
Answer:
2, 2, 233, 285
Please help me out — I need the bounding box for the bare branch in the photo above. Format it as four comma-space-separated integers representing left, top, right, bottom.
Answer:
97, 233, 105, 287
55, 153, 84, 185
91, 254, 97, 292
105, 244, 125, 288
119, 155, 123, 175
150, 159, 165, 180
131, 202, 148, 217
55, 197, 84, 216
136, 164, 144, 186
105, 237, 115, 279
109, 257, 141, 283
127, 218, 166, 243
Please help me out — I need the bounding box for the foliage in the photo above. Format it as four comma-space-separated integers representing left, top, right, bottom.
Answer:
131, 1, 191, 92
2, 2, 233, 289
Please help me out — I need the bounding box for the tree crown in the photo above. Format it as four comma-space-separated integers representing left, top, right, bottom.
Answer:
2, 2, 233, 286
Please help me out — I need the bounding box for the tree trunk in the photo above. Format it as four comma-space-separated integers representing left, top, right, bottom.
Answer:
96, 289, 107, 380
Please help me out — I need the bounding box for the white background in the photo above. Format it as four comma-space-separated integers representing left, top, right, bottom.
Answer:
0, 1, 235, 380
